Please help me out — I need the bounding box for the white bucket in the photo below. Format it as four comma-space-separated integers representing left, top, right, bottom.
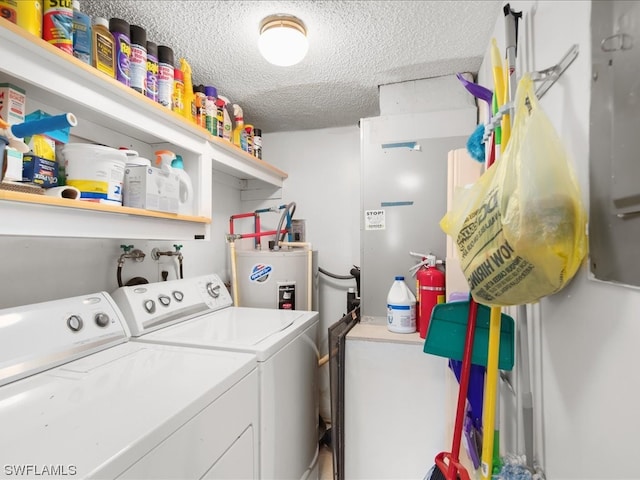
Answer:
62, 144, 127, 205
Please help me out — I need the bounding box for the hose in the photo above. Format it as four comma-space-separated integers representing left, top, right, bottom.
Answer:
117, 265, 124, 287
275, 202, 296, 246
318, 267, 354, 280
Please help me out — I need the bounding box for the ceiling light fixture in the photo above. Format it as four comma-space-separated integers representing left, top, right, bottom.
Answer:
259, 15, 308, 67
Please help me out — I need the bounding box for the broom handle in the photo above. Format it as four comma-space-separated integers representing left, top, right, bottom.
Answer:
448, 298, 479, 476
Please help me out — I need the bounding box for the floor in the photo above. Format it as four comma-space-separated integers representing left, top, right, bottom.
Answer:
319, 444, 333, 480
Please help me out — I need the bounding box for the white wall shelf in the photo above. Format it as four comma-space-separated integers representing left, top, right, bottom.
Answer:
0, 19, 287, 239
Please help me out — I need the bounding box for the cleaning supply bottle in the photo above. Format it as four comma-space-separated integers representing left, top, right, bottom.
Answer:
43, 0, 73, 54
155, 150, 193, 216
219, 95, 232, 142
72, 0, 91, 65
109, 17, 130, 87
193, 84, 206, 129
204, 86, 217, 135
157, 45, 174, 108
253, 128, 262, 159
145, 41, 158, 101
171, 154, 194, 216
387, 276, 416, 334
91, 17, 115, 78
129, 25, 147, 94
179, 58, 195, 122
172, 68, 184, 113
215, 96, 225, 138
244, 124, 254, 155
232, 104, 247, 151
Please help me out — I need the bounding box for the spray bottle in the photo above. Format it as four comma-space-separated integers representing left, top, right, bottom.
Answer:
179, 58, 195, 123
232, 104, 247, 151
219, 95, 232, 142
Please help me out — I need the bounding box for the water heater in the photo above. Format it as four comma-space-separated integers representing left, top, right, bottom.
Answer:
234, 248, 318, 310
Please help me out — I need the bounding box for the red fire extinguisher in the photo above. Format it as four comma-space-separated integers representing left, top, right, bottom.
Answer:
415, 254, 445, 339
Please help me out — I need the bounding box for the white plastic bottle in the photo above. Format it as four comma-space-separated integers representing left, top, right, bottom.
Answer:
387, 276, 417, 333
387, 276, 416, 333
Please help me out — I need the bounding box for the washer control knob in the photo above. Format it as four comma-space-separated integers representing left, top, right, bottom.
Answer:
95, 312, 110, 327
206, 282, 221, 298
173, 291, 184, 302
144, 300, 156, 314
67, 315, 83, 332
158, 295, 171, 307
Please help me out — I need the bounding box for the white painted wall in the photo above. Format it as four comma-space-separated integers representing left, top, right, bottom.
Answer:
478, 2, 640, 478
243, 126, 361, 420
0, 174, 242, 309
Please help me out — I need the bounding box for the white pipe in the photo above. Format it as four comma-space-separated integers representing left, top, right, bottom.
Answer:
278, 241, 313, 310
229, 239, 240, 306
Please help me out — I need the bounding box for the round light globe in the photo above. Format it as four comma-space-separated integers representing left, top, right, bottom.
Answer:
259, 16, 308, 67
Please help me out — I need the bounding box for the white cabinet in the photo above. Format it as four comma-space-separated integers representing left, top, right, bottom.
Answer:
0, 19, 287, 240
344, 319, 447, 479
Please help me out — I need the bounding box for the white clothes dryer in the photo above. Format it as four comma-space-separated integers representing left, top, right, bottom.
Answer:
0, 292, 259, 479
111, 274, 320, 480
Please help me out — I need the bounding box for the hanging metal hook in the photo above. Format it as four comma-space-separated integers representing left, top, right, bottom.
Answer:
600, 33, 633, 52
530, 44, 579, 99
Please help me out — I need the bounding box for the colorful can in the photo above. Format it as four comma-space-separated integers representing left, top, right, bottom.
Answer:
204, 85, 217, 135
244, 124, 254, 155
172, 68, 185, 113
129, 25, 147, 93
109, 17, 130, 87
253, 128, 262, 159
193, 84, 206, 128
157, 45, 174, 108
215, 96, 225, 138
43, 0, 73, 54
0, 0, 43, 37
145, 41, 158, 101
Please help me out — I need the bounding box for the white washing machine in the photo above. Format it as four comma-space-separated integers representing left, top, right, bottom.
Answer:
111, 273, 320, 480
0, 292, 260, 479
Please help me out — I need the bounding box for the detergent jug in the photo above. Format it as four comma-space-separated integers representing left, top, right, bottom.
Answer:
155, 150, 194, 216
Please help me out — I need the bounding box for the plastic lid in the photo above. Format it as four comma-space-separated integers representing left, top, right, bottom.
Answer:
109, 18, 130, 36
395, 276, 404, 281
205, 86, 217, 98
72, 0, 80, 10
174, 68, 183, 82
253, 128, 262, 136
94, 17, 109, 28
146, 41, 158, 57
130, 25, 147, 46
158, 45, 174, 65
193, 84, 205, 94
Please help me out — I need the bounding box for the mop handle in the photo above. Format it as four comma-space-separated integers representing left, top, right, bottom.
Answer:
449, 298, 479, 476
480, 307, 502, 479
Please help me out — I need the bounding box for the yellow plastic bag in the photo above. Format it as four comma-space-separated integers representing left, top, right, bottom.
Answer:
441, 74, 587, 306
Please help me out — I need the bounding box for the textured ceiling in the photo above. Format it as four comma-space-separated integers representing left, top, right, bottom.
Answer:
81, 1, 501, 133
